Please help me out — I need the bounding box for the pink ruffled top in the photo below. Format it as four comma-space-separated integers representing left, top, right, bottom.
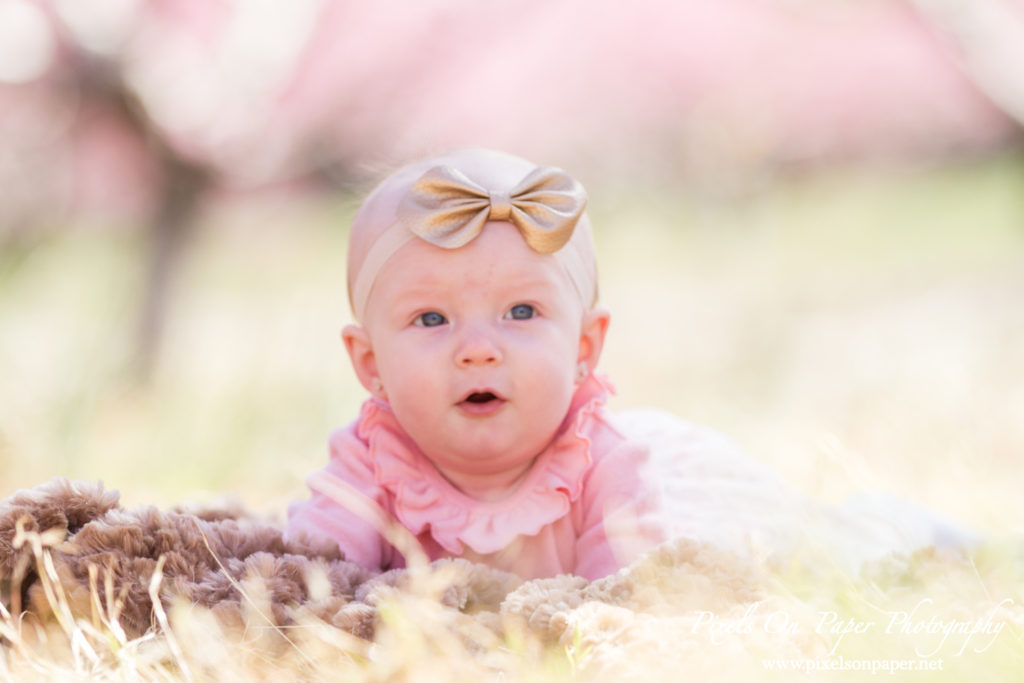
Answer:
286, 373, 666, 580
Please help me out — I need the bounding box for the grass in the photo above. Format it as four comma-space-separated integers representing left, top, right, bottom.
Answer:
1, 153, 1023, 679
2, 521, 1022, 681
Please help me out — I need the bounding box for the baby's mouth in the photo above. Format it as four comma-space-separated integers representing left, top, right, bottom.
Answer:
457, 390, 506, 414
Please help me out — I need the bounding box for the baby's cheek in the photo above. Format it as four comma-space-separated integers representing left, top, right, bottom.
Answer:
379, 358, 439, 417
524, 324, 579, 361
381, 341, 436, 384
539, 339, 581, 382
521, 354, 577, 417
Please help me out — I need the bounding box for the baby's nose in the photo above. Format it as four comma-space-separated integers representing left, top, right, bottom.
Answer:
455, 329, 503, 367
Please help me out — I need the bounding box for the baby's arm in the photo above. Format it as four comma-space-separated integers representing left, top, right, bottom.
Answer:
573, 429, 667, 580
285, 426, 389, 569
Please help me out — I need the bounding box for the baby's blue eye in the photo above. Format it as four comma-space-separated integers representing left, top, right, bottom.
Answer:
415, 311, 447, 327
506, 304, 535, 320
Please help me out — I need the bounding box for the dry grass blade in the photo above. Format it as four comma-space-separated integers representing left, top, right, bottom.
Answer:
148, 555, 193, 683
307, 470, 430, 574
193, 518, 319, 668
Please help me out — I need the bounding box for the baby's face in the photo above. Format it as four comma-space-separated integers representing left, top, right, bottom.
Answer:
352, 222, 605, 486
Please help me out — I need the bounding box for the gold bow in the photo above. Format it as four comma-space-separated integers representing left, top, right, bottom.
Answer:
397, 165, 587, 253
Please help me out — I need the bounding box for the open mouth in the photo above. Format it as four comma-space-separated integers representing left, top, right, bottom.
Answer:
458, 390, 505, 414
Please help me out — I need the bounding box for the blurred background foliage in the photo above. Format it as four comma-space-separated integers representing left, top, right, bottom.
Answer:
1, 0, 1022, 536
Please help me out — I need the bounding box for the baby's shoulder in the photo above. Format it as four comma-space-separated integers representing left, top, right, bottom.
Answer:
610, 407, 734, 451
328, 419, 367, 451
325, 420, 377, 477
603, 407, 783, 486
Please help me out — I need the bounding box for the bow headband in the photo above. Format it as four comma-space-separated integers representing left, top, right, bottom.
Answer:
350, 164, 591, 321
398, 165, 586, 252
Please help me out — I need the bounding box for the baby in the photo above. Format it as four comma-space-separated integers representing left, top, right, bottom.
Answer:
287, 147, 978, 581
286, 149, 667, 580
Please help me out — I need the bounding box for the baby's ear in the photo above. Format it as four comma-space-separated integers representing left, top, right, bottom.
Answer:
577, 307, 611, 373
342, 325, 384, 398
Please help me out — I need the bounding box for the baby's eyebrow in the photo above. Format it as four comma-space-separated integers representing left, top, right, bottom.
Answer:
380, 266, 566, 312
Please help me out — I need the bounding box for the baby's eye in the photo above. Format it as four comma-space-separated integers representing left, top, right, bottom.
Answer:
505, 304, 535, 321
415, 311, 447, 327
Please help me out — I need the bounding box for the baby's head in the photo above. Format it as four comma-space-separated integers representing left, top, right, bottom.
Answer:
347, 149, 599, 321
342, 149, 610, 495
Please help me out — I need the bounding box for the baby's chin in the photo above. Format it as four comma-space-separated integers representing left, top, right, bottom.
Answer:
419, 426, 558, 477
425, 442, 542, 476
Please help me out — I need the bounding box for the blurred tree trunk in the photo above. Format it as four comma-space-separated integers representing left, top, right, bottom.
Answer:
72, 54, 211, 379
138, 134, 209, 379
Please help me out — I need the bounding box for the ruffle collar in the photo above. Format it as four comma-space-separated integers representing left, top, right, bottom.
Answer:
355, 372, 614, 555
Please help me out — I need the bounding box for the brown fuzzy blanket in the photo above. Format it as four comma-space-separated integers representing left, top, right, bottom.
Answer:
2, 479, 1018, 680
0, 480, 758, 641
